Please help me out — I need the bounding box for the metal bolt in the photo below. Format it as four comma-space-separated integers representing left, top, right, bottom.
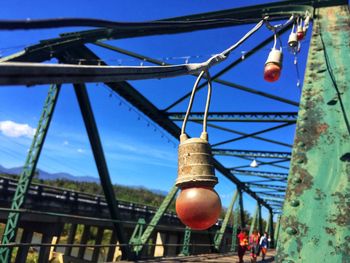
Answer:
297, 158, 304, 164
297, 141, 305, 147
290, 200, 300, 207
286, 227, 298, 235
293, 177, 302, 184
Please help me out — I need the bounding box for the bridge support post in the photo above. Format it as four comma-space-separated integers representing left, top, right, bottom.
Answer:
230, 191, 241, 252
129, 185, 178, 257
257, 204, 262, 235
238, 189, 245, 228
0, 84, 60, 263
268, 210, 274, 248
274, 215, 281, 248
73, 83, 133, 260
214, 190, 238, 252
77, 225, 91, 259
64, 224, 77, 257
15, 229, 33, 263
276, 5, 350, 262
249, 203, 259, 236
180, 227, 191, 256
38, 233, 53, 263
91, 227, 104, 262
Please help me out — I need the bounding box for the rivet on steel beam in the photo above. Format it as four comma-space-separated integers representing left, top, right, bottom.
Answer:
286, 227, 298, 235
292, 177, 302, 184
296, 158, 305, 164
298, 127, 307, 133
290, 200, 300, 207
297, 141, 305, 148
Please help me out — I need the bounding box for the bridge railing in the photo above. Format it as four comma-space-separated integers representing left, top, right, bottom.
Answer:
0, 175, 178, 218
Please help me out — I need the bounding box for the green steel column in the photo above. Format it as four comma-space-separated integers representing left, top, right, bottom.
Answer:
238, 189, 245, 228
214, 190, 238, 251
257, 204, 263, 235
276, 5, 350, 262
0, 84, 60, 262
130, 185, 178, 256
265, 213, 271, 233
230, 193, 241, 252
274, 215, 281, 248
268, 211, 275, 248
180, 227, 191, 256
249, 203, 259, 237
74, 84, 132, 260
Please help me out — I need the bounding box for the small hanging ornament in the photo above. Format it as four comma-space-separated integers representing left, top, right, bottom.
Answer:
176, 70, 221, 231
250, 159, 259, 168
264, 47, 283, 82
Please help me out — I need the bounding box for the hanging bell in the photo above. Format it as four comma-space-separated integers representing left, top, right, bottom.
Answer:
297, 25, 304, 41
288, 32, 298, 48
303, 15, 310, 35
264, 48, 282, 82
177, 133, 217, 188
175, 71, 221, 231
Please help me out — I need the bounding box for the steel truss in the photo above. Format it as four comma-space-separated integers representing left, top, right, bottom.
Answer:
0, 0, 348, 261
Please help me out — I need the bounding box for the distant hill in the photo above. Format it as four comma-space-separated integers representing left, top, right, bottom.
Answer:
0, 164, 167, 196
0, 164, 99, 183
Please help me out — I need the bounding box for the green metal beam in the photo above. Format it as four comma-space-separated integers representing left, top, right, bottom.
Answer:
274, 215, 281, 248
1, 1, 318, 63
230, 192, 241, 252
213, 149, 291, 159
212, 122, 294, 147
214, 190, 238, 251
276, 5, 350, 262
167, 112, 298, 123
129, 185, 178, 256
0, 84, 60, 262
232, 169, 289, 180
180, 227, 192, 256
73, 83, 132, 260
249, 203, 259, 236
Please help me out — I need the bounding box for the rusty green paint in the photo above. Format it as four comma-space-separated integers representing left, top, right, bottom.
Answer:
276, 5, 350, 262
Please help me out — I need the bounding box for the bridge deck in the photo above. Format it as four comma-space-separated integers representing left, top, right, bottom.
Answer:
121, 250, 275, 262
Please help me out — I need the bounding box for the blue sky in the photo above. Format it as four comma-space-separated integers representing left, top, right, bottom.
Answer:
0, 0, 324, 220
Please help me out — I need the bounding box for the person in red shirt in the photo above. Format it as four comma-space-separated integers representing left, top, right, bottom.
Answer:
237, 229, 248, 263
249, 229, 260, 263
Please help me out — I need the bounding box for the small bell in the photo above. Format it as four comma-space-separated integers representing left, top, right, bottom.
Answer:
264, 48, 282, 82
297, 25, 304, 41
288, 32, 298, 48
176, 71, 221, 231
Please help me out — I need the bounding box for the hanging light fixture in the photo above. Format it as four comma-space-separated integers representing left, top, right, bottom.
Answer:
250, 159, 259, 168
297, 18, 305, 41
264, 31, 282, 82
288, 21, 298, 49
175, 70, 221, 231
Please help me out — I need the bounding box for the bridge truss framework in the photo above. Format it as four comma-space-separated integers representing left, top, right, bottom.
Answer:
0, 0, 349, 262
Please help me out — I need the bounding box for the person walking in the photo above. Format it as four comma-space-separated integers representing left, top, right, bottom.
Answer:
237, 228, 249, 263
249, 229, 260, 263
259, 232, 269, 262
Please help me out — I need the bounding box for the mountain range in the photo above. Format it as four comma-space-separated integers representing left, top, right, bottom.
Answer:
0, 164, 168, 195
0, 164, 99, 183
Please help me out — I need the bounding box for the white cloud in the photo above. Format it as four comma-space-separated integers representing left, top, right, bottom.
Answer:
63, 140, 69, 146
0, 120, 36, 138
77, 148, 85, 153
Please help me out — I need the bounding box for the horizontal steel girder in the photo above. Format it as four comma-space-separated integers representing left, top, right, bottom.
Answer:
231, 169, 289, 179
0, 62, 204, 86
0, 1, 322, 63
212, 149, 291, 159
167, 112, 298, 123
246, 183, 287, 191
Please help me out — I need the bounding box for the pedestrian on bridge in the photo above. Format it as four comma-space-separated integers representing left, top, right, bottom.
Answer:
249, 229, 260, 263
259, 232, 269, 262
237, 228, 249, 263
